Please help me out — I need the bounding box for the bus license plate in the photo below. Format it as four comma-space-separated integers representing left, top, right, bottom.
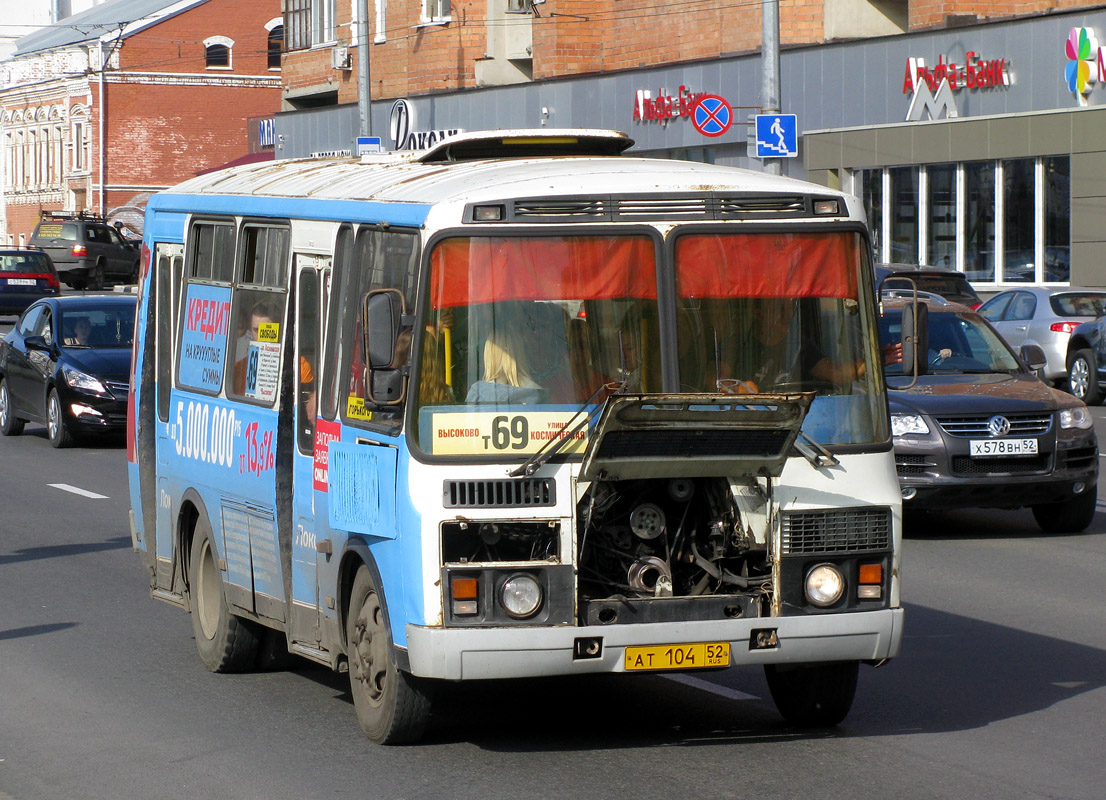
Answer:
624, 642, 730, 671
969, 438, 1037, 457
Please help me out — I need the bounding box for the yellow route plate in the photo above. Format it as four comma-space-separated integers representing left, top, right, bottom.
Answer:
624, 642, 730, 671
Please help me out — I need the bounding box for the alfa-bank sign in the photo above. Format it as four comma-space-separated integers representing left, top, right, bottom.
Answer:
901, 50, 1010, 120
632, 85, 713, 125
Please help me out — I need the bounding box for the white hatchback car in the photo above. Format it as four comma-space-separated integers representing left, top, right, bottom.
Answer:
977, 286, 1106, 387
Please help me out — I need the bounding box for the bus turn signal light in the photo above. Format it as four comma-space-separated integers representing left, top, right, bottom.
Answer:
452, 576, 478, 599
857, 563, 882, 599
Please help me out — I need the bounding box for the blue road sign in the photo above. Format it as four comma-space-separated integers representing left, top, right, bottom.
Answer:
755, 114, 798, 158
357, 136, 383, 155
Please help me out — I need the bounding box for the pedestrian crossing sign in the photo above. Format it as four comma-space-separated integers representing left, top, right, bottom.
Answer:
755, 114, 798, 158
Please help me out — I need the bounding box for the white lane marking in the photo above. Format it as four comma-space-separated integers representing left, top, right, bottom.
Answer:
48, 483, 108, 500
664, 673, 759, 701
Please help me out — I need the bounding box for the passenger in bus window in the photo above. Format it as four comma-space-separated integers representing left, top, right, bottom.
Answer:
465, 330, 545, 404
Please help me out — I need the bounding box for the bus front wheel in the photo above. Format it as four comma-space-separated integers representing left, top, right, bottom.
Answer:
347, 566, 433, 744
764, 660, 859, 727
188, 519, 259, 672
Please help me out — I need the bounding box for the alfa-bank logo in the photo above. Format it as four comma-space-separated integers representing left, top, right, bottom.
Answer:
1066, 27, 1103, 104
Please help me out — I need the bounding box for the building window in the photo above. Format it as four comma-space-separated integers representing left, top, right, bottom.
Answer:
889, 166, 919, 265
506, 0, 532, 11
926, 164, 956, 269
860, 169, 882, 260
313, 0, 336, 43
1044, 156, 1071, 283
204, 36, 233, 69
421, 0, 451, 23
284, 0, 311, 51
964, 161, 995, 282
375, 0, 387, 43
267, 25, 283, 68
72, 122, 85, 171
1002, 158, 1035, 284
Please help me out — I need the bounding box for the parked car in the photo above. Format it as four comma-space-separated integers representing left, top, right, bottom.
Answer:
1064, 315, 1106, 405
0, 247, 61, 316
880, 298, 1098, 533
29, 212, 141, 290
874, 263, 982, 308
978, 286, 1106, 388
0, 294, 137, 447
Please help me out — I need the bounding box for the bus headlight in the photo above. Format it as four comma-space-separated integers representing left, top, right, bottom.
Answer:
805, 564, 845, 608
500, 574, 543, 619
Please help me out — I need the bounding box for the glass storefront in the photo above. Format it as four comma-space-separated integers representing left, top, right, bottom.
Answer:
859, 156, 1071, 285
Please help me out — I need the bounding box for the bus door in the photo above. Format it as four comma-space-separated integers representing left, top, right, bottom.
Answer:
289, 255, 329, 649
153, 243, 183, 592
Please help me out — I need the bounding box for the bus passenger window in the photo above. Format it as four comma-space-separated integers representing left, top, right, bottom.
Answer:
229, 292, 285, 403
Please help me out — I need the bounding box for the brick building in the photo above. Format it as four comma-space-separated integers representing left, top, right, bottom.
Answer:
0, 0, 282, 244
276, 0, 1106, 289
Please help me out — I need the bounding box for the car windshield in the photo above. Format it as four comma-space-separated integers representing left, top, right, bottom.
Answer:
59, 305, 136, 349
0, 252, 51, 273
1050, 292, 1106, 317
880, 308, 1022, 375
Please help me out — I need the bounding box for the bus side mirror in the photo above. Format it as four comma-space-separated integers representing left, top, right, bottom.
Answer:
363, 288, 407, 406
900, 301, 929, 380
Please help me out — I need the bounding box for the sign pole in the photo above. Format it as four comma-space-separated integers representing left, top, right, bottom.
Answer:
760, 0, 781, 175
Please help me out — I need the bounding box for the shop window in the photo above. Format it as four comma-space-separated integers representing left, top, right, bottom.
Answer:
964, 161, 996, 283
889, 166, 919, 265
860, 169, 882, 260
1044, 156, 1071, 283
926, 164, 956, 268
1002, 159, 1036, 283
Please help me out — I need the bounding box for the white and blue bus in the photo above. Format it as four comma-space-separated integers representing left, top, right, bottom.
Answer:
127, 130, 903, 744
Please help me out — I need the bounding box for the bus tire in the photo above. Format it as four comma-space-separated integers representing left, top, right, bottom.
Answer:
764, 660, 859, 727
0, 379, 24, 436
347, 566, 433, 744
189, 519, 260, 672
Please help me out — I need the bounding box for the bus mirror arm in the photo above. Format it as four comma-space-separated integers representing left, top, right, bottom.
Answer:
363, 288, 408, 406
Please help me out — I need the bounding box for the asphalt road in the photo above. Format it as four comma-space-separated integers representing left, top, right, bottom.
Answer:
1, 324, 1106, 798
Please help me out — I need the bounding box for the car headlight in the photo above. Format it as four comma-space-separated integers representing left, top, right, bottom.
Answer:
62, 365, 108, 396
1060, 406, 1094, 430
499, 574, 543, 619
891, 413, 930, 436
805, 564, 846, 608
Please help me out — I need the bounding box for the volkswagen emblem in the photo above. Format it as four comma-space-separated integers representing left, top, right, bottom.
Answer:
987, 415, 1011, 437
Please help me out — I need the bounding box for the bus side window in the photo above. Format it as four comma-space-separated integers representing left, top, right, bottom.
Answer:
297, 270, 319, 453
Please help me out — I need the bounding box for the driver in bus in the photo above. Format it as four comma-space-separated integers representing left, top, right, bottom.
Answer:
725, 298, 900, 393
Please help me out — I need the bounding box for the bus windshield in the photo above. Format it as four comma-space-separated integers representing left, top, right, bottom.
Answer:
413, 229, 886, 457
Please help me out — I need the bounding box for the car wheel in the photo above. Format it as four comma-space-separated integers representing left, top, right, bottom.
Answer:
47, 388, 73, 448
89, 261, 105, 291
347, 565, 433, 744
189, 518, 260, 672
764, 661, 859, 727
0, 378, 25, 436
1067, 349, 1102, 405
1032, 484, 1098, 534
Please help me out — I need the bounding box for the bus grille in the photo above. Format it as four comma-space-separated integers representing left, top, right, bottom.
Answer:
443, 478, 557, 508
501, 194, 826, 222
780, 507, 892, 555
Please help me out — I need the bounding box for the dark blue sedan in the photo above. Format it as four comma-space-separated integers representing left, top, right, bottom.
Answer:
0, 294, 136, 447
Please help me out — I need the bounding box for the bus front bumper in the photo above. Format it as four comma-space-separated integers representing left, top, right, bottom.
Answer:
406, 607, 903, 680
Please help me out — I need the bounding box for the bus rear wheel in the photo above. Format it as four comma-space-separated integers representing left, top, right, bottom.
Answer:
347, 566, 433, 744
189, 519, 259, 672
764, 660, 859, 727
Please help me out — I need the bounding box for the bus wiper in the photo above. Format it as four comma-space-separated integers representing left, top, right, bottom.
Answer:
509, 380, 625, 477
793, 431, 839, 468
